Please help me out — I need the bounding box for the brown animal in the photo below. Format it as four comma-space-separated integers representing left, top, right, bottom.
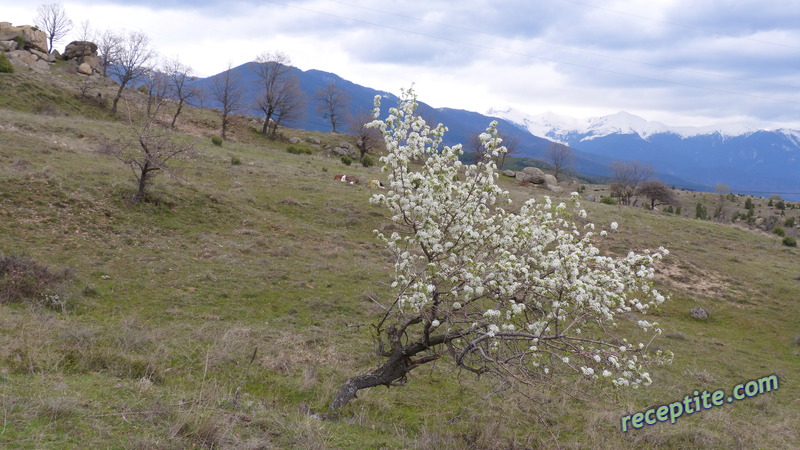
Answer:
334, 174, 360, 185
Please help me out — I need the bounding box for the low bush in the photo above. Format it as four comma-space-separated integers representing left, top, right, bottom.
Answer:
772, 226, 785, 237
287, 145, 312, 155
340, 155, 352, 166
211, 136, 223, 146
0, 254, 72, 307
0, 53, 13, 74
600, 196, 617, 205
361, 154, 375, 167
785, 217, 796, 228
230, 155, 241, 165
783, 236, 797, 247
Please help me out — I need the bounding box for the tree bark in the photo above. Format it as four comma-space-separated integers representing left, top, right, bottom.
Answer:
329, 352, 416, 411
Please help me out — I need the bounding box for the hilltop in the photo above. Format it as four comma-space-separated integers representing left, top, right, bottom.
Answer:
0, 53, 799, 448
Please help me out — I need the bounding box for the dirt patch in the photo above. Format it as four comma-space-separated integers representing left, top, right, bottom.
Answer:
655, 259, 752, 305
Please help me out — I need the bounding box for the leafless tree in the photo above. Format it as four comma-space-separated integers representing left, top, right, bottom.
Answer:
635, 180, 678, 210
466, 132, 487, 163
141, 67, 169, 116
468, 131, 518, 168
713, 183, 731, 221
76, 19, 93, 42
97, 29, 121, 77
210, 63, 245, 140
163, 58, 195, 128
497, 132, 519, 170
108, 31, 156, 115
111, 100, 193, 203
315, 82, 350, 133
546, 143, 573, 181
35, 3, 73, 53
610, 160, 653, 206
349, 111, 383, 161
252, 51, 305, 139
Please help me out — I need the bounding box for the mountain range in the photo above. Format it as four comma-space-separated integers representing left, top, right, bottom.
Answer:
190, 64, 800, 200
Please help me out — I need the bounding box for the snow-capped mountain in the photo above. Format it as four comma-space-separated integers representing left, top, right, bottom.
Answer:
486, 107, 760, 142
488, 107, 800, 200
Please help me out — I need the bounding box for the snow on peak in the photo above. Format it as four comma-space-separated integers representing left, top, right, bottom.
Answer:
487, 107, 762, 142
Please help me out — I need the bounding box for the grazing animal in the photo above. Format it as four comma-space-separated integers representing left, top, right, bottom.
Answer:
334, 174, 360, 185
368, 179, 385, 189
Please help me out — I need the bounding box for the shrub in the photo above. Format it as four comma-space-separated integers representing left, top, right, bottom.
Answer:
600, 196, 617, 205
14, 36, 25, 50
772, 226, 786, 237
783, 236, 797, 247
785, 217, 796, 228
287, 145, 312, 155
211, 136, 223, 146
361, 154, 375, 167
675, 206, 681, 215
340, 155, 352, 166
0, 53, 14, 74
0, 254, 72, 307
230, 155, 241, 165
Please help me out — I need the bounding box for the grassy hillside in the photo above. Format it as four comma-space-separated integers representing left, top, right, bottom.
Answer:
0, 66, 798, 448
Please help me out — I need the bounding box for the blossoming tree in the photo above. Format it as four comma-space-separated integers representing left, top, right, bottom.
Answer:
329, 88, 672, 411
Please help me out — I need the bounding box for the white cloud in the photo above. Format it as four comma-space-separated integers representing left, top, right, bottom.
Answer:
2, 0, 799, 129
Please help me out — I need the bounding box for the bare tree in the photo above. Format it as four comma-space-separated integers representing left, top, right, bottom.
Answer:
497, 132, 518, 170
97, 29, 121, 77
349, 111, 383, 161
315, 82, 350, 133
252, 51, 305, 139
112, 101, 193, 203
210, 63, 245, 140
76, 19, 93, 42
140, 67, 169, 116
546, 143, 574, 181
163, 58, 195, 128
713, 183, 731, 221
466, 132, 487, 163
635, 180, 678, 210
35, 3, 73, 53
469, 131, 517, 168
108, 31, 156, 115
610, 160, 653, 206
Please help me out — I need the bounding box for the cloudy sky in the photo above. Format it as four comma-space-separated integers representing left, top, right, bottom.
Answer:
4, 0, 800, 129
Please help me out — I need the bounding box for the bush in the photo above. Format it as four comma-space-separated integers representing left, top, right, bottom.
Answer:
785, 217, 796, 228
230, 155, 241, 165
0, 254, 72, 307
783, 236, 797, 247
600, 196, 617, 205
14, 36, 25, 50
773, 226, 786, 237
287, 145, 312, 155
211, 136, 223, 146
341, 155, 352, 166
0, 53, 14, 74
361, 154, 375, 167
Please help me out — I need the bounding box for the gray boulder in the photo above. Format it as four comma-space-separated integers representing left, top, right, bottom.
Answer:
63, 41, 98, 60
0, 40, 16, 52
502, 170, 516, 177
306, 137, 321, 145
288, 137, 300, 144
690, 306, 709, 321
516, 167, 546, 184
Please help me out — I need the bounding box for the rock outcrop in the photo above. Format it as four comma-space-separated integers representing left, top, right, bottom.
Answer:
62, 40, 101, 75
0, 22, 52, 73
0, 22, 48, 54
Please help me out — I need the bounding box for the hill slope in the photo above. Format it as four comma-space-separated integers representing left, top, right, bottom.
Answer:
0, 66, 798, 448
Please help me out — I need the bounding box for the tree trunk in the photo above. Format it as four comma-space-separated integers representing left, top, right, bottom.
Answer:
171, 100, 184, 128
111, 84, 125, 114
329, 352, 413, 411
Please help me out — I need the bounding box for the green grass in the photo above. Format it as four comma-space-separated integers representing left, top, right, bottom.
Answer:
0, 68, 797, 448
